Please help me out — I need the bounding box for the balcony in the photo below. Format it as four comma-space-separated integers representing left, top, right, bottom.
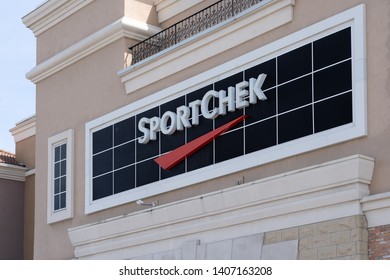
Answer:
129, 0, 271, 65
120, 0, 294, 95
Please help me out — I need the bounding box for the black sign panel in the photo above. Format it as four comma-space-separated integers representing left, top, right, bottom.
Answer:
92, 27, 352, 201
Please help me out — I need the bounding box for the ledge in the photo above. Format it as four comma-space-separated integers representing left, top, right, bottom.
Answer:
0, 164, 27, 182
10, 115, 36, 143
69, 154, 374, 259
362, 192, 390, 228
22, 0, 95, 36
25, 169, 36, 177
25, 17, 161, 83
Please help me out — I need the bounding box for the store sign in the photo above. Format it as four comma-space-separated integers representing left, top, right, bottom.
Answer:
90, 27, 354, 202
138, 74, 267, 145
138, 74, 267, 169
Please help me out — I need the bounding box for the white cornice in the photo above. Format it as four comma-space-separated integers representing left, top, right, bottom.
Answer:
22, 0, 95, 36
25, 169, 36, 177
10, 115, 36, 143
362, 192, 390, 228
0, 164, 27, 182
25, 17, 161, 83
69, 154, 375, 259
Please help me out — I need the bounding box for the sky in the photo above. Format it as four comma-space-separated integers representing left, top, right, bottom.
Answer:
0, 1, 44, 153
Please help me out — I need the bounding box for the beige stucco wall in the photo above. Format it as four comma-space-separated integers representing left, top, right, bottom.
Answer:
15, 136, 35, 169
37, 0, 123, 63
125, 0, 159, 26
37, 0, 159, 63
31, 0, 390, 259
34, 39, 130, 259
23, 174, 35, 260
13, 128, 36, 259
0, 178, 24, 259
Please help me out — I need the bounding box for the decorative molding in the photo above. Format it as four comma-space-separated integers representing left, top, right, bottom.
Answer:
0, 164, 27, 182
22, 0, 95, 36
10, 115, 36, 143
362, 192, 390, 228
70, 154, 374, 259
25, 169, 36, 177
119, 0, 294, 94
25, 17, 161, 83
154, 0, 203, 23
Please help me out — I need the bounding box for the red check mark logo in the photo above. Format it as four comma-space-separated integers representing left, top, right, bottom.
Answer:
154, 115, 248, 170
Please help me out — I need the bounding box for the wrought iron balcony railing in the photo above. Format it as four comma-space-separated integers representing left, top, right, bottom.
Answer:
129, 0, 269, 65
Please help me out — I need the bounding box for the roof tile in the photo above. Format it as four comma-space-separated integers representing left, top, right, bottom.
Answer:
0, 149, 25, 167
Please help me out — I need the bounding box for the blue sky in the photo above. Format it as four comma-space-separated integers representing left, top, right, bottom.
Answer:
0, 1, 44, 153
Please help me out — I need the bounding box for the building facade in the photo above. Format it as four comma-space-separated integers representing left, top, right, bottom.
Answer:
20, 0, 390, 259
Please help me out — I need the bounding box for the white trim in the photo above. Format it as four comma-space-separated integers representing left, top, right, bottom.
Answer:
25, 169, 36, 177
0, 164, 26, 182
47, 129, 74, 224
26, 17, 161, 83
71, 154, 374, 259
85, 4, 367, 214
10, 115, 36, 143
119, 0, 293, 94
154, 0, 203, 23
362, 192, 390, 228
22, 0, 95, 36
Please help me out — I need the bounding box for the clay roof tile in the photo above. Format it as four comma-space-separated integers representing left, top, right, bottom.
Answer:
0, 149, 25, 167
